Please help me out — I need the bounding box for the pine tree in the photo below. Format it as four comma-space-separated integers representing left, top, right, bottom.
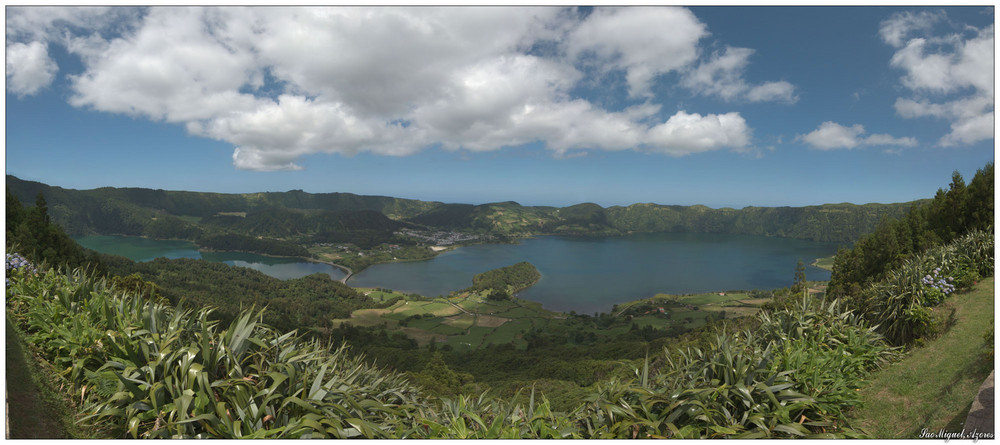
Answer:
792, 259, 806, 296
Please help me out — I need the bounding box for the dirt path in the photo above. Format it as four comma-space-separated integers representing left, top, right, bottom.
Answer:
447, 301, 473, 316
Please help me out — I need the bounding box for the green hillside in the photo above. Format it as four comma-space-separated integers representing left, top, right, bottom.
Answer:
8, 175, 920, 245
5, 175, 440, 235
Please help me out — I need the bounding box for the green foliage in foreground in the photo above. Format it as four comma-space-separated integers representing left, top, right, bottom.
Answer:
7, 268, 427, 438
851, 229, 994, 345
8, 265, 902, 439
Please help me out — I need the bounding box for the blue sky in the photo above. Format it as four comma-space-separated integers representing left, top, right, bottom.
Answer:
5, 6, 995, 208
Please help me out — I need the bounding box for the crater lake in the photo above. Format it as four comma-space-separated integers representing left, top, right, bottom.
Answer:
74, 233, 840, 315
348, 233, 841, 314
72, 235, 348, 281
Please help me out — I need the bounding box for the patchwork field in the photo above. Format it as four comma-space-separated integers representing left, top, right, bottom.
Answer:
338, 285, 774, 349
341, 288, 558, 348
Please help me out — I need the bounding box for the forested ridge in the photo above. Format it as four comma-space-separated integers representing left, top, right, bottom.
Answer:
9, 174, 919, 246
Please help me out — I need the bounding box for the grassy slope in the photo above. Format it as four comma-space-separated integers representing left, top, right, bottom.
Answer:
5, 317, 82, 438
849, 277, 994, 438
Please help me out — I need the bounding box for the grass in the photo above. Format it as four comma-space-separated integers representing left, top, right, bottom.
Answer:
362, 289, 407, 304
700, 305, 760, 317
331, 308, 398, 328
812, 255, 835, 271
849, 277, 994, 438
429, 324, 466, 335
5, 318, 81, 438
630, 315, 673, 329
338, 278, 764, 351
309, 246, 345, 263
472, 314, 508, 328
335, 283, 761, 349
653, 291, 750, 305
443, 313, 476, 329
494, 306, 543, 318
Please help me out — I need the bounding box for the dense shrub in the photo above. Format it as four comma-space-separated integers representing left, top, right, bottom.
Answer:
854, 229, 994, 345
573, 295, 897, 439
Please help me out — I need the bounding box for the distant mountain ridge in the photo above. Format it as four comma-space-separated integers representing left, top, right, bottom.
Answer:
6, 175, 924, 244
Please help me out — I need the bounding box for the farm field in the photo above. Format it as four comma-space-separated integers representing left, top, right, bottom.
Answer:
334, 288, 559, 349
335, 286, 774, 350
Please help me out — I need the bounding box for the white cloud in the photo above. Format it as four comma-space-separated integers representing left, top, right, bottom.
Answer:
252, 7, 564, 117
879, 10, 946, 48
799, 122, 864, 150
5, 41, 57, 96
746, 81, 797, 103
565, 7, 707, 98
798, 121, 917, 150
862, 133, 918, 147
645, 111, 750, 155
413, 54, 583, 152
6, 6, 136, 42
939, 111, 994, 147
681, 47, 798, 103
7, 6, 783, 170
881, 10, 994, 146
66, 8, 263, 122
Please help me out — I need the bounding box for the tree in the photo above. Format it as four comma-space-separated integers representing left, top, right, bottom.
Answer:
34, 192, 50, 225
792, 259, 806, 296
486, 288, 510, 301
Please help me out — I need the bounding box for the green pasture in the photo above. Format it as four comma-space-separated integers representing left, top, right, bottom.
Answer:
493, 306, 543, 318
443, 313, 476, 329
630, 315, 674, 330
650, 291, 749, 305
359, 289, 410, 304
337, 279, 759, 350
812, 255, 835, 271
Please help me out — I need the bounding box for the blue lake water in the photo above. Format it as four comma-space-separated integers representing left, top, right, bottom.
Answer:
74, 233, 840, 315
349, 233, 840, 314
72, 235, 347, 281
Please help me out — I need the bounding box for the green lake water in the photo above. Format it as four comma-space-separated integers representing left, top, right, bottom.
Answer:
72, 235, 347, 281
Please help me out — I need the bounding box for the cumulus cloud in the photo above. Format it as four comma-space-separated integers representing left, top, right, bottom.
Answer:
565, 7, 707, 98
646, 111, 750, 155
880, 10, 994, 146
6, 41, 57, 96
798, 121, 917, 150
681, 47, 798, 103
6, 6, 787, 170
